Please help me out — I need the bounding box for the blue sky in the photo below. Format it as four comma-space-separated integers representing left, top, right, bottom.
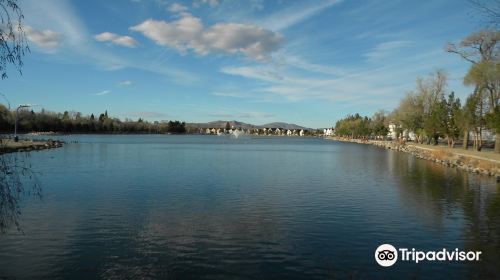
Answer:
1, 0, 482, 128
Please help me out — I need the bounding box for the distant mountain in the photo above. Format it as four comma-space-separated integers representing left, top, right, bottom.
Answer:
259, 122, 310, 130
187, 120, 258, 129
187, 120, 311, 130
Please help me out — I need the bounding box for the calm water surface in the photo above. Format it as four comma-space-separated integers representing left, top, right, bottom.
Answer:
0, 135, 499, 279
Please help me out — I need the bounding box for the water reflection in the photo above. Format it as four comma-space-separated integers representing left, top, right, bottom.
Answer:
388, 150, 500, 278
0, 136, 499, 279
0, 152, 41, 233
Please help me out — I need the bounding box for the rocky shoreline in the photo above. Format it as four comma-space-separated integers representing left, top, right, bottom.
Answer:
0, 139, 64, 154
329, 137, 500, 181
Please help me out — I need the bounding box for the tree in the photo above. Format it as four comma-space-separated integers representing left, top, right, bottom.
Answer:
469, 0, 500, 28
225, 122, 231, 131
446, 30, 499, 64
464, 60, 499, 115
389, 71, 450, 144
370, 110, 389, 138
462, 91, 488, 151
0, 0, 29, 79
391, 92, 425, 142
446, 30, 500, 152
442, 92, 462, 147
334, 113, 372, 139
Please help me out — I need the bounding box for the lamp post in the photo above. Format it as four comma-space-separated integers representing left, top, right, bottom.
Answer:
14, 104, 32, 142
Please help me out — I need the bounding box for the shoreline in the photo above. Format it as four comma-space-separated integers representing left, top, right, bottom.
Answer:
328, 137, 500, 181
0, 139, 64, 155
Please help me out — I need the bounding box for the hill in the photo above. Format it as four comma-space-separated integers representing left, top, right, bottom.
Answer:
187, 120, 311, 130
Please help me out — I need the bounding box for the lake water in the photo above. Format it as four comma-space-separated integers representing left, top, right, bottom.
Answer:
0, 135, 499, 279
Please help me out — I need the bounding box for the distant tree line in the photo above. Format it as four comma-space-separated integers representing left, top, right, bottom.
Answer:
334, 111, 388, 139
0, 106, 186, 134
334, 29, 499, 153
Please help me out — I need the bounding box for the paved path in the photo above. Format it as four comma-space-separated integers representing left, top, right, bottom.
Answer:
408, 144, 500, 164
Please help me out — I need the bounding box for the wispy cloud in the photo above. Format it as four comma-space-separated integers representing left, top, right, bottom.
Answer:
94, 90, 111, 96
193, 0, 219, 8
259, 0, 342, 31
23, 0, 198, 82
168, 3, 188, 13
212, 92, 248, 98
364, 40, 411, 62
220, 47, 462, 107
119, 80, 133, 86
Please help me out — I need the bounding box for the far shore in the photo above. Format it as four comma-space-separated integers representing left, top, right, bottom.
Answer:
328, 137, 500, 181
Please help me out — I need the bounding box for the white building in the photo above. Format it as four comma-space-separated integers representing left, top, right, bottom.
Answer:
323, 128, 334, 136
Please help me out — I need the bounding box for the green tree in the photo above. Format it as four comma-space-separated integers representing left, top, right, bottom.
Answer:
462, 91, 488, 151
447, 30, 500, 152
442, 92, 462, 147
370, 110, 389, 138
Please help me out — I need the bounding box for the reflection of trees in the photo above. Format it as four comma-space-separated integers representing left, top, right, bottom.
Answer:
389, 151, 468, 229
462, 181, 500, 279
389, 151, 500, 278
0, 151, 40, 233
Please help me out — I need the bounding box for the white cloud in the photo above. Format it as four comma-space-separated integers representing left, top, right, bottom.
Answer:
130, 13, 283, 60
94, 90, 111, 96
95, 32, 138, 48
119, 80, 133, 86
168, 3, 188, 12
25, 26, 62, 50
21, 0, 199, 84
193, 0, 219, 8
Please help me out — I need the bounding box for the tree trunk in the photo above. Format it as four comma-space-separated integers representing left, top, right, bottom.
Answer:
473, 132, 478, 151
495, 133, 500, 153
463, 130, 469, 150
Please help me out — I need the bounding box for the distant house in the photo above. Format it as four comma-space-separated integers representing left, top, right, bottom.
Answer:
323, 128, 333, 136
387, 123, 398, 140
299, 129, 304, 136
468, 129, 496, 141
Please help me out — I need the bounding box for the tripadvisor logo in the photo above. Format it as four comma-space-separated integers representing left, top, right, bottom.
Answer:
375, 244, 398, 267
375, 244, 482, 267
